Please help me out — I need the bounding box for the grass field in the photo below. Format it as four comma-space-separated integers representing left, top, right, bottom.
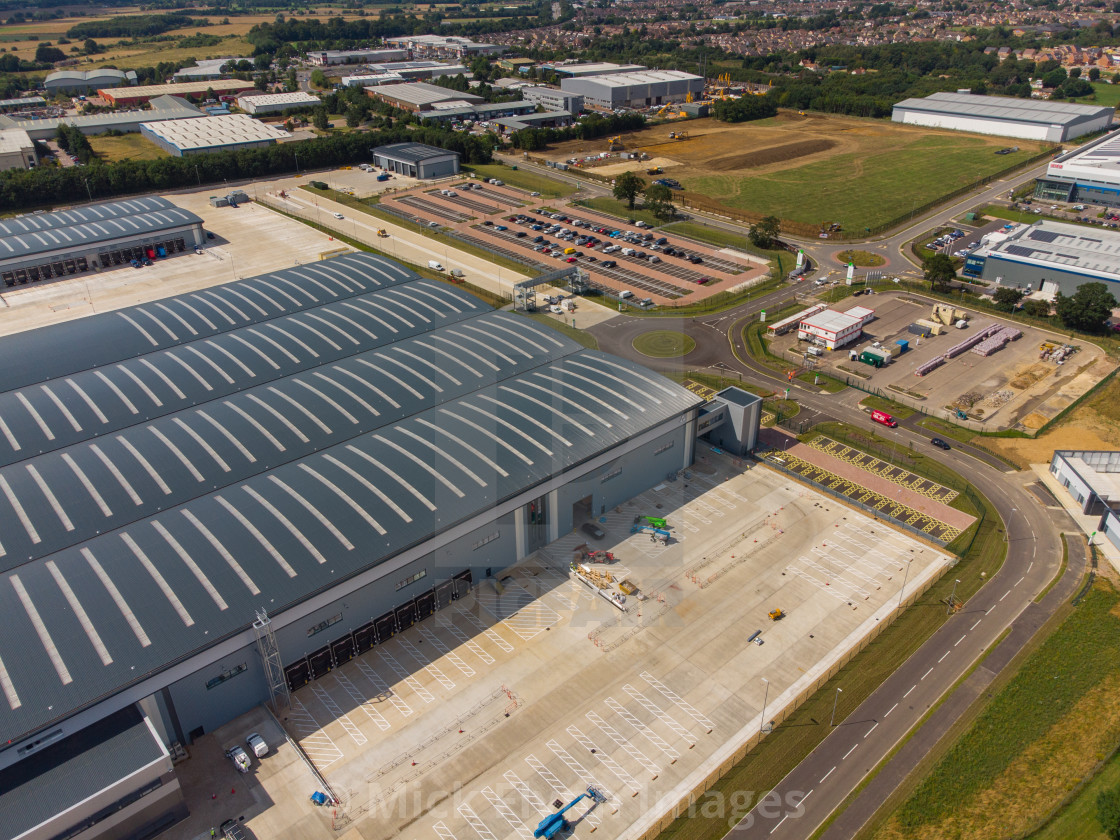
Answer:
871, 579, 1120, 840
632, 330, 696, 357
1085, 81, 1120, 108
1028, 747, 1120, 840
655, 424, 1004, 840
464, 163, 576, 198
860, 395, 916, 419
662, 219, 789, 267
837, 249, 885, 267
577, 195, 665, 227
88, 132, 168, 163
546, 114, 1049, 234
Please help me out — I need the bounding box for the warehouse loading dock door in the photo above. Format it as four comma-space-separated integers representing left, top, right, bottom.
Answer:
452, 569, 473, 600
374, 610, 397, 642
573, 495, 592, 527
331, 633, 356, 666
435, 580, 454, 609
284, 658, 311, 692
354, 621, 376, 654
308, 645, 333, 679
415, 589, 436, 619
396, 601, 418, 630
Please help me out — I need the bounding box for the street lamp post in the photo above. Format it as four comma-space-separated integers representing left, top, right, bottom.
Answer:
898, 558, 913, 610
759, 678, 769, 737
830, 687, 843, 727
294, 151, 300, 173
947, 578, 961, 614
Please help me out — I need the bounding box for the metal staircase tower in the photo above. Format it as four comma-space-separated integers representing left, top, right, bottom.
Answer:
254, 609, 290, 713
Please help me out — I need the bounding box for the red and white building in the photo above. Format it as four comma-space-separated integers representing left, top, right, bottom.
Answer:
797, 308, 865, 350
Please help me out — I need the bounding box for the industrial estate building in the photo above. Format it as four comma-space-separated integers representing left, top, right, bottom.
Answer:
0, 250, 759, 840
963, 219, 1120, 296
1050, 450, 1120, 556
235, 91, 321, 115
522, 86, 585, 113
560, 70, 705, 110
0, 95, 202, 141
99, 80, 256, 107
306, 48, 408, 65
891, 91, 1114, 142
493, 110, 575, 131
0, 128, 36, 171
384, 34, 504, 58
414, 100, 537, 124
1035, 129, 1120, 203
372, 142, 461, 178
797, 306, 875, 350
44, 68, 137, 94
173, 57, 249, 81
366, 81, 484, 112
546, 61, 647, 78
0, 196, 204, 287
140, 113, 291, 156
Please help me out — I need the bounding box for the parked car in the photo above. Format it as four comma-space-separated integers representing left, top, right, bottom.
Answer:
581, 522, 605, 539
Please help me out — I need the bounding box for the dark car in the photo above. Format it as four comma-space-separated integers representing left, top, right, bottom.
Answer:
581, 522, 605, 539
689, 255, 703, 264
931, 438, 951, 450
205, 231, 215, 240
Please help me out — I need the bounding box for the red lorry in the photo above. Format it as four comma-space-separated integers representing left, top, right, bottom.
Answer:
871, 409, 898, 428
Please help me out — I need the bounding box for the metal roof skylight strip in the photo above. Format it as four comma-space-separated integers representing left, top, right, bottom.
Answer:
268, 475, 354, 550
89, 444, 142, 505
65, 379, 108, 425
311, 372, 380, 417
0, 653, 18, 710
137, 358, 187, 400
0, 413, 17, 451
154, 303, 198, 337
190, 293, 237, 325
267, 387, 331, 434
173, 299, 216, 331
272, 275, 319, 303
373, 432, 464, 497
16, 393, 54, 440
196, 411, 255, 463
373, 352, 443, 393
252, 279, 301, 307
507, 380, 608, 429
115, 436, 171, 496
181, 509, 260, 595
61, 454, 112, 518
26, 464, 73, 530
293, 379, 358, 425
342, 446, 435, 512
394, 347, 461, 386
532, 370, 630, 421
45, 560, 112, 666
247, 328, 300, 364
164, 352, 213, 392
264, 323, 319, 359
245, 394, 309, 443
442, 329, 512, 365
171, 418, 230, 473
379, 289, 431, 323
0, 473, 38, 543
204, 341, 256, 378
118, 365, 163, 407
566, 359, 655, 408
150, 521, 227, 610
428, 412, 520, 471
457, 322, 535, 357
11, 575, 72, 684
286, 317, 341, 351
397, 426, 487, 487
342, 301, 398, 333
136, 308, 178, 342
300, 461, 388, 535
360, 297, 414, 329
148, 426, 205, 482
354, 358, 423, 400
81, 548, 151, 646
204, 289, 253, 320
215, 495, 298, 577
185, 346, 234, 385
221, 286, 268, 317
95, 371, 138, 414
331, 366, 401, 409
41, 385, 82, 431
115, 312, 159, 347
319, 307, 378, 341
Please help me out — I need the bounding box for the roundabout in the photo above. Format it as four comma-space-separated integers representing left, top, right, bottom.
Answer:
835, 249, 886, 267
632, 330, 696, 358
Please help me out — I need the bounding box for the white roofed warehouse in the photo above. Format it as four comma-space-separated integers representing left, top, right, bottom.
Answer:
0, 250, 759, 840
236, 91, 321, 115
891, 91, 1114, 142
140, 113, 291, 156
373, 141, 461, 178
559, 70, 705, 111
0, 196, 204, 288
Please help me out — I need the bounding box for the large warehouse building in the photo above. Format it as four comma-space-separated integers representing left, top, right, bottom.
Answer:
235, 91, 320, 115
963, 219, 1120, 296
1034, 129, 1120, 203
560, 70, 705, 111
891, 91, 1114, 142
0, 251, 758, 840
140, 113, 291, 156
365, 81, 484, 112
45, 68, 137, 94
373, 141, 460, 177
0, 196, 204, 287
100, 79, 256, 107
0, 94, 202, 141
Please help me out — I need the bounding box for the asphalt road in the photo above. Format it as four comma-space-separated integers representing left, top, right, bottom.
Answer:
589, 283, 1075, 840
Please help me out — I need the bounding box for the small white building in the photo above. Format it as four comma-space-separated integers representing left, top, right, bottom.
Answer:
236, 91, 320, 115
797, 309, 863, 350
0, 128, 36, 171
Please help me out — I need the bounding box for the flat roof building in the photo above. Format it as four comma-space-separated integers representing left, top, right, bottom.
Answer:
0, 94, 202, 141
797, 308, 864, 349
372, 142, 460, 178
384, 35, 503, 58
493, 110, 574, 131
0, 195, 204, 287
964, 219, 1120, 297
1050, 450, 1120, 565
140, 113, 290, 156
366, 81, 484, 112
0, 96, 45, 112
560, 70, 705, 111
236, 91, 320, 115
45, 68, 137, 94
373, 60, 468, 81
1035, 129, 1120, 204
522, 86, 584, 113
891, 91, 1113, 142
100, 79, 256, 107
0, 251, 722, 840
0, 128, 36, 171
172, 57, 249, 81
307, 48, 408, 65
547, 62, 647, 78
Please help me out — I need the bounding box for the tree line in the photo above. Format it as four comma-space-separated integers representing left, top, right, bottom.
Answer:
508, 112, 646, 151
67, 14, 203, 39
0, 125, 493, 213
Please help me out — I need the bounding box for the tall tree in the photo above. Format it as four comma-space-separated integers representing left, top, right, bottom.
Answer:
992, 286, 1024, 312
644, 182, 675, 220
1098, 785, 1120, 840
923, 253, 956, 292
749, 215, 781, 249
613, 171, 645, 210
1056, 282, 1117, 332
312, 107, 330, 131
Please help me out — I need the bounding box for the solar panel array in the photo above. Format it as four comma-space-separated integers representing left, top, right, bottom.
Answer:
0, 252, 703, 747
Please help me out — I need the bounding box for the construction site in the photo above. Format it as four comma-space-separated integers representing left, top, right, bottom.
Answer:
160, 449, 953, 840
767, 291, 1114, 431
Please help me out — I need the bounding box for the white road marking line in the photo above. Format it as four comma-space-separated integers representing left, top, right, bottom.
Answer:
885, 702, 898, 718
865, 722, 878, 737
310, 683, 366, 746
843, 743, 858, 760
971, 619, 982, 631
955, 635, 967, 647
1027, 561, 1033, 573
820, 766, 836, 783
922, 667, 934, 680
1000, 590, 1011, 602
1016, 576, 1024, 586
904, 685, 916, 698
770, 814, 789, 834
355, 659, 412, 717
938, 651, 950, 663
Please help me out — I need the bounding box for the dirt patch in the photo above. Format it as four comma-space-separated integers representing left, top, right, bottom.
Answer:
708, 139, 836, 171
1009, 362, 1052, 391
1020, 412, 1048, 430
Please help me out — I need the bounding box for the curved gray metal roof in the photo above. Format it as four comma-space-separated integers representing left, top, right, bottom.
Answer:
0, 252, 413, 394
0, 260, 703, 748
0, 196, 203, 264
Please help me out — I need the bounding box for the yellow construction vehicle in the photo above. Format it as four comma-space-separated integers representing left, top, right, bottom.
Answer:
607, 135, 623, 151
647, 166, 663, 175
768, 608, 785, 621
377, 229, 389, 238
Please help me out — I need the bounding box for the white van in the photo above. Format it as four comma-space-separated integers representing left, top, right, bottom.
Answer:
428, 260, 445, 271
619, 290, 634, 299
621, 247, 635, 256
